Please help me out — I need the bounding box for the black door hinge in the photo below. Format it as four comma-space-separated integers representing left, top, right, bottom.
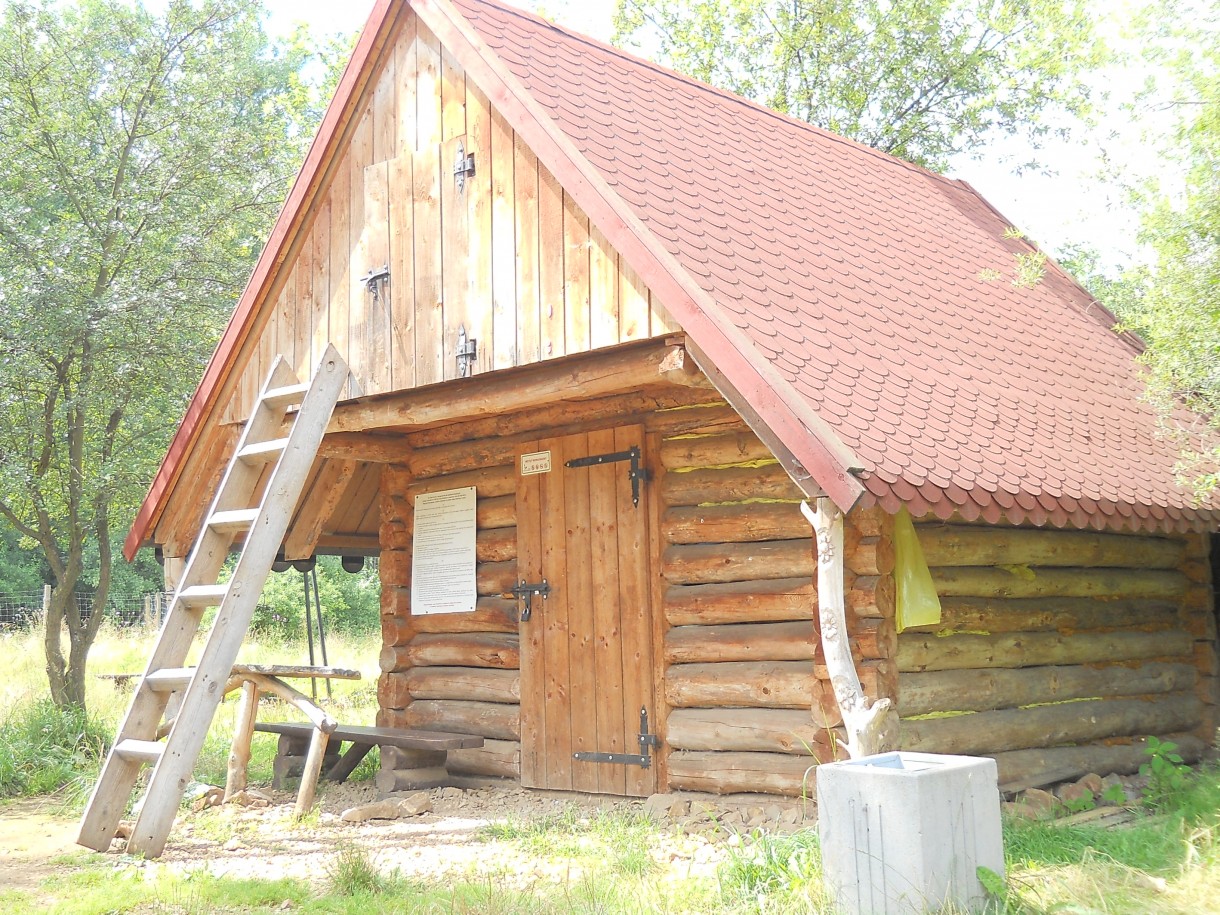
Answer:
565, 445, 650, 506
573, 707, 659, 769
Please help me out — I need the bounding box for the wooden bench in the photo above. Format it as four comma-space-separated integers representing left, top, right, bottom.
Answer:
254, 720, 483, 787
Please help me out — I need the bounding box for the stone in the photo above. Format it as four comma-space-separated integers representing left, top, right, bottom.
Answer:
340, 792, 432, 822
1077, 773, 1104, 795
1014, 788, 1059, 820
1056, 782, 1095, 809
191, 787, 223, 812
644, 793, 682, 822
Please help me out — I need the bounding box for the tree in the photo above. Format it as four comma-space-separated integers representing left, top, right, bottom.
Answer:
0, 0, 327, 709
1058, 7, 1219, 494
612, 0, 1104, 170
1125, 10, 1220, 493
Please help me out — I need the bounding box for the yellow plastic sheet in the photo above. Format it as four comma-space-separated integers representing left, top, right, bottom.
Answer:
895, 507, 942, 631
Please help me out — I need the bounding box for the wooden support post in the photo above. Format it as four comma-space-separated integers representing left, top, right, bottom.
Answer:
224, 680, 260, 801
804, 499, 897, 758
295, 728, 331, 818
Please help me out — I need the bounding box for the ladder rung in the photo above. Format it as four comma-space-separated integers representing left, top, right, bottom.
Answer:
176, 584, 228, 609
115, 739, 164, 765
261, 382, 310, 411
143, 668, 195, 692
237, 438, 288, 464
209, 508, 259, 533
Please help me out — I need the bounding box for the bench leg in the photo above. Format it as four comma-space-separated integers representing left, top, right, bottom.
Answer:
294, 728, 331, 818
324, 742, 374, 784
225, 680, 260, 801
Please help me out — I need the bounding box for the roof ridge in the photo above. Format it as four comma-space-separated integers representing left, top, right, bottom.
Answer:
469, 0, 963, 190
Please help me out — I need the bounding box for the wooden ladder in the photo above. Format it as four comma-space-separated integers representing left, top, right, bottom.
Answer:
77, 345, 348, 858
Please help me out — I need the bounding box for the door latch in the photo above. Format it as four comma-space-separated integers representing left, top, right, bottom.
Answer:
510, 579, 550, 622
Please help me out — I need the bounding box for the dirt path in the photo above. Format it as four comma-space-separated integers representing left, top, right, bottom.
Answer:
0, 798, 90, 898
0, 782, 815, 901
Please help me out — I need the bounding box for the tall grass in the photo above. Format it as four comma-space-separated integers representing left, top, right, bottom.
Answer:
0, 621, 383, 808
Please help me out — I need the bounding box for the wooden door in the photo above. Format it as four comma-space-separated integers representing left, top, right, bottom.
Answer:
516, 425, 657, 796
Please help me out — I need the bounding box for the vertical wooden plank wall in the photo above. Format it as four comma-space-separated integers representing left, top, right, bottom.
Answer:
216, 10, 678, 429
897, 522, 1205, 788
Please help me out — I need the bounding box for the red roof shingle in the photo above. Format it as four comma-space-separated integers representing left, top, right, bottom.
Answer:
454, 0, 1219, 533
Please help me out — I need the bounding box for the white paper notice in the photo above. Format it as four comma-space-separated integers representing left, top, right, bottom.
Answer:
411, 486, 478, 615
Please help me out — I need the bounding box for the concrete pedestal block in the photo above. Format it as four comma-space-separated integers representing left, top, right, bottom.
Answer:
817, 751, 1004, 915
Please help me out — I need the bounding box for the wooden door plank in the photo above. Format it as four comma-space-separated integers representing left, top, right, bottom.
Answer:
364, 160, 392, 394
540, 434, 572, 789
589, 226, 619, 350
514, 133, 540, 366
624, 427, 663, 800
563, 193, 591, 354
466, 82, 493, 376
516, 441, 544, 786
564, 431, 598, 793
388, 154, 416, 390
490, 106, 517, 370
640, 429, 666, 795
588, 427, 626, 795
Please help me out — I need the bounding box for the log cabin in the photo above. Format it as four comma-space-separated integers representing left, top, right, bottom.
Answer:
124, 0, 1220, 797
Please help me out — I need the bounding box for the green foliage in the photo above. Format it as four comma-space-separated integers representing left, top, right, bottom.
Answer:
612, 0, 1105, 170
718, 829, 827, 908
0, 525, 46, 595
1140, 736, 1190, 808
0, 698, 108, 799
0, 0, 335, 707
976, 864, 1007, 902
479, 806, 659, 878
253, 556, 381, 641
1060, 4, 1220, 496
326, 843, 396, 896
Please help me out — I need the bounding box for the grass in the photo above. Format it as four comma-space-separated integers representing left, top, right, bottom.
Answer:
0, 621, 383, 812
7, 625, 1220, 912
478, 804, 659, 878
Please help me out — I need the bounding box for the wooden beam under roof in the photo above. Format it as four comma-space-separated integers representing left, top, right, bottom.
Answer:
327, 340, 711, 434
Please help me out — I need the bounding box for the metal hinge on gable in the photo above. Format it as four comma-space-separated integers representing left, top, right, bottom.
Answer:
453, 141, 476, 193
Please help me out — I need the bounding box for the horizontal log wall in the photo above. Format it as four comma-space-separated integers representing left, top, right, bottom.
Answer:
659, 423, 895, 796
899, 520, 1213, 788
377, 456, 523, 785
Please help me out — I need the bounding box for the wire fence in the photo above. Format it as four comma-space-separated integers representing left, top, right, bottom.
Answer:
0, 589, 174, 630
